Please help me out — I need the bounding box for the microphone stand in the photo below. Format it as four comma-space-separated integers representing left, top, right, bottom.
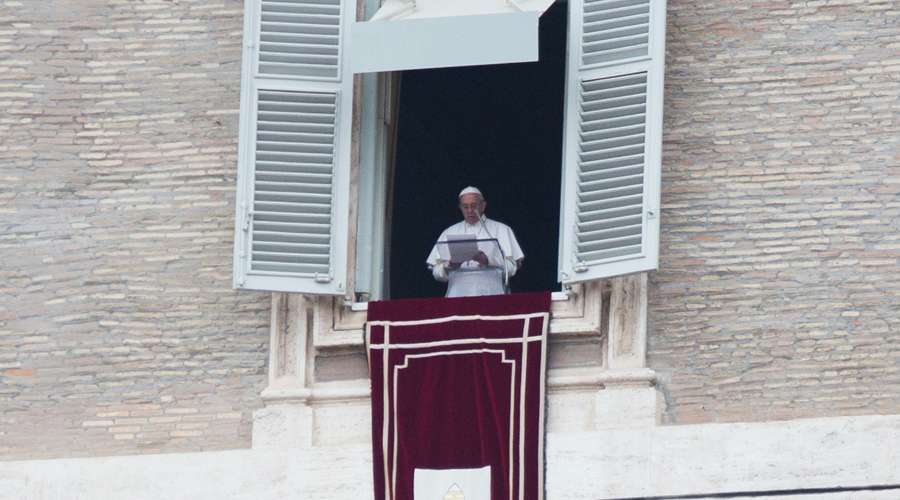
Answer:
477, 214, 509, 292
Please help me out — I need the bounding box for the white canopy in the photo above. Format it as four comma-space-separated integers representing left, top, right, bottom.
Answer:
350, 0, 556, 73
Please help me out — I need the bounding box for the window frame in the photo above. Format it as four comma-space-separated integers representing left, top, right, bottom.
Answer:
350, 0, 665, 300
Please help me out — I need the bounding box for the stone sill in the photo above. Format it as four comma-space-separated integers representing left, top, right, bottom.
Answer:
261, 367, 656, 405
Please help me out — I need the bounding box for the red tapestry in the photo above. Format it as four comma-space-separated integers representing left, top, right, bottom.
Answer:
367, 292, 551, 500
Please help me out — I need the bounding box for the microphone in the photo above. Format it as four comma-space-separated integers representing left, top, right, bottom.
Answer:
476, 210, 509, 290
477, 210, 493, 239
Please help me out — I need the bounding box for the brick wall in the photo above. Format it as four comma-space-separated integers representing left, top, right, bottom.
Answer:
2, 0, 898, 460
0, 0, 270, 459
651, 0, 900, 423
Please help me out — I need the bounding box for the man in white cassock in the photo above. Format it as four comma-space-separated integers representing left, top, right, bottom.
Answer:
426, 186, 525, 297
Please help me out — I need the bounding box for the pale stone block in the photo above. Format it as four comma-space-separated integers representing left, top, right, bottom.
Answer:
312, 401, 371, 447
594, 385, 661, 430
546, 390, 595, 433
252, 404, 314, 449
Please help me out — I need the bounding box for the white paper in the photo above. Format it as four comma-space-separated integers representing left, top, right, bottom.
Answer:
439, 234, 479, 264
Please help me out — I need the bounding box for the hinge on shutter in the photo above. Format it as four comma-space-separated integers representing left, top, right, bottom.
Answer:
573, 227, 588, 273
573, 253, 588, 273
242, 210, 254, 231
647, 209, 657, 220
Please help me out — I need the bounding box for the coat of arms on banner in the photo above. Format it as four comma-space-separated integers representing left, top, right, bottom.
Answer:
414, 466, 490, 500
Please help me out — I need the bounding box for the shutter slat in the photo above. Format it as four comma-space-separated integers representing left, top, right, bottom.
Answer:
577, 193, 643, 213
259, 52, 339, 66
584, 0, 646, 13
579, 153, 644, 172
252, 229, 331, 243
258, 0, 342, 79
579, 143, 645, 163
584, 5, 648, 23
256, 121, 334, 133
578, 233, 642, 252
255, 180, 333, 193
579, 185, 643, 204
258, 102, 337, 114
580, 132, 646, 153
577, 213, 643, 233
255, 171, 333, 182
582, 0, 649, 68
253, 200, 332, 213
260, 33, 339, 46
579, 205, 643, 224
254, 211, 331, 223
583, 23, 649, 43
251, 264, 331, 275
262, 13, 340, 25
262, 3, 339, 16
256, 140, 335, 154
256, 151, 334, 164
253, 250, 330, 263
261, 22, 339, 36
263, 0, 342, 8
257, 131, 335, 143
580, 173, 644, 192
577, 244, 643, 263
582, 105, 645, 123
253, 219, 330, 231
256, 161, 335, 175
249, 89, 338, 278
578, 224, 642, 244
580, 164, 644, 182
581, 90, 646, 108
573, 70, 648, 267
582, 118, 643, 135
264, 0, 340, 6
253, 241, 330, 252
255, 191, 332, 204
583, 32, 647, 53
582, 14, 649, 34
583, 46, 648, 66
260, 41, 338, 55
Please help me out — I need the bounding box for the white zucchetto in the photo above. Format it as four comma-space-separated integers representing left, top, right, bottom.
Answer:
458, 186, 483, 198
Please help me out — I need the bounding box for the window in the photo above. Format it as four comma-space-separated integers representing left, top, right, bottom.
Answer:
233, 0, 666, 297
386, 2, 567, 299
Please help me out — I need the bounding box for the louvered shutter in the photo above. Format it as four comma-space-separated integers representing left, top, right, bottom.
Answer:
558, 0, 666, 283
233, 0, 353, 294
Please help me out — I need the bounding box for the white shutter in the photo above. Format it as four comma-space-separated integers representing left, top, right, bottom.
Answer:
234, 0, 353, 294
558, 0, 666, 284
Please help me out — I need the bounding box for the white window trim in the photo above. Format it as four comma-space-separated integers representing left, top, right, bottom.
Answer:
321, 281, 603, 350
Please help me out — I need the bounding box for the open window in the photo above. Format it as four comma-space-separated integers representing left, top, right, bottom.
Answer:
384, 2, 568, 299
234, 0, 667, 299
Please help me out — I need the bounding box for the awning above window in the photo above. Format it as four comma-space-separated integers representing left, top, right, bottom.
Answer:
350, 0, 556, 73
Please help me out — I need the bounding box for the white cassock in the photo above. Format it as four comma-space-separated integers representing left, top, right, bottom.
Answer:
426, 217, 525, 298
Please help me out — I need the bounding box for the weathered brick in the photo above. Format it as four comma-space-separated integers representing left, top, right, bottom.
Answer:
0, 0, 268, 460
651, 0, 900, 424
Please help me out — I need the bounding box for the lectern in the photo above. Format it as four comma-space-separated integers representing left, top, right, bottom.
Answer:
435, 237, 508, 297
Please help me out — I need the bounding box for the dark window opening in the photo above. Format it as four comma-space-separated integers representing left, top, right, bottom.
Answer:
388, 2, 567, 299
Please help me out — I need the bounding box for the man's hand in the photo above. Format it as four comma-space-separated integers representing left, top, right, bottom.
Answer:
472, 251, 488, 267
